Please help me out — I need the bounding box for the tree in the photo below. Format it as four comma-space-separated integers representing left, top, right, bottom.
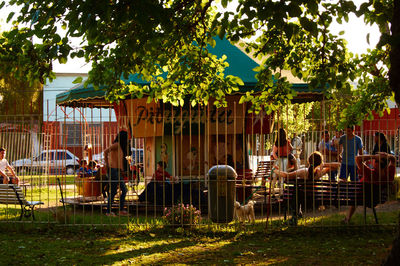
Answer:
1, 0, 398, 126
0, 29, 43, 118
224, 0, 398, 125
0, 72, 43, 117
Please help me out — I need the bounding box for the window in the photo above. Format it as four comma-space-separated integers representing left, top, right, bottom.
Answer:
131, 149, 144, 164
62, 123, 101, 146
56, 151, 72, 160
39, 153, 47, 161
39, 151, 55, 161
63, 124, 82, 146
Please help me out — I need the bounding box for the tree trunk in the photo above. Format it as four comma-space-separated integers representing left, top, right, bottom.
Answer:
389, 0, 400, 106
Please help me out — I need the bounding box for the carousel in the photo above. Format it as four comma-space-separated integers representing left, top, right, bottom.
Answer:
55, 38, 323, 211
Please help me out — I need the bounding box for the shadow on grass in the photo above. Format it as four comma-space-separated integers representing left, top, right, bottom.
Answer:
0, 209, 397, 265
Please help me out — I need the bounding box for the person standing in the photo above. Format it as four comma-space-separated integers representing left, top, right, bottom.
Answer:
339, 126, 363, 181
318, 130, 339, 180
0, 147, 19, 185
104, 131, 129, 216
372, 132, 391, 155
271, 128, 293, 193
291, 133, 303, 160
271, 128, 293, 169
331, 129, 343, 152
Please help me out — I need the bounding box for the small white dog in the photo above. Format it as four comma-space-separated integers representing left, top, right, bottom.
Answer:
234, 200, 255, 223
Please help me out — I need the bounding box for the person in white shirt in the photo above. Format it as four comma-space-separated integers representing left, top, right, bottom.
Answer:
0, 147, 19, 185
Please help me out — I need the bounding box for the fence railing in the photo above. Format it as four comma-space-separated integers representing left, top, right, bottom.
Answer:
0, 108, 399, 228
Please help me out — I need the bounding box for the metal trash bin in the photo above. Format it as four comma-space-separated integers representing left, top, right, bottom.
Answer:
208, 165, 237, 223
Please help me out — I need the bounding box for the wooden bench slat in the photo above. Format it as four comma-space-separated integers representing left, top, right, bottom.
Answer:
0, 184, 43, 220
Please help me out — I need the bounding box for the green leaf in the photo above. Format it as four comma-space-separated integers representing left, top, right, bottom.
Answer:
217, 25, 226, 40
299, 17, 317, 36
307, 1, 318, 14
221, 0, 228, 8
6, 11, 14, 23
288, 4, 302, 17
72, 77, 83, 84
58, 57, 68, 64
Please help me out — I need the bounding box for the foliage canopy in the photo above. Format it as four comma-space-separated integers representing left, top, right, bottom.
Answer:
0, 0, 399, 126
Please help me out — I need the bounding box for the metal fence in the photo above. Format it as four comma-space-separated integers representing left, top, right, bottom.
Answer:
0, 101, 399, 229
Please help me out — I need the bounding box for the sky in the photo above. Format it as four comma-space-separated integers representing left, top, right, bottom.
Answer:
0, 1, 380, 73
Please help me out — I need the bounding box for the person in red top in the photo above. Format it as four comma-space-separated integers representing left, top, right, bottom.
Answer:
271, 128, 293, 161
139, 161, 176, 204
344, 152, 395, 223
153, 161, 172, 182
270, 128, 293, 194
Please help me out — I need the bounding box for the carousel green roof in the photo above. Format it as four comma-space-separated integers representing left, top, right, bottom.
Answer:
56, 38, 322, 107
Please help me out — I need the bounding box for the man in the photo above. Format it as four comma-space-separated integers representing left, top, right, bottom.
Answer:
339, 126, 363, 181
104, 131, 129, 216
0, 147, 19, 185
318, 130, 339, 180
343, 152, 395, 223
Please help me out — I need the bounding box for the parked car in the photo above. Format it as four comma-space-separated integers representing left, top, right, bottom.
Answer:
84, 148, 143, 166
11, 150, 80, 175
85, 152, 105, 164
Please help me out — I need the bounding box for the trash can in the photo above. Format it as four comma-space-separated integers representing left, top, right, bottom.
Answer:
208, 165, 237, 223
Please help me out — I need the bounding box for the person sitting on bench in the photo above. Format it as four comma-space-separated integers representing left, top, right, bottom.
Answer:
139, 161, 177, 204
273, 151, 340, 180
77, 159, 90, 178
0, 147, 19, 185
343, 152, 395, 223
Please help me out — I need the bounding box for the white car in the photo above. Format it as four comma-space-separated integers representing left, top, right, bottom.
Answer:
11, 149, 80, 175
84, 152, 104, 164
86, 149, 143, 165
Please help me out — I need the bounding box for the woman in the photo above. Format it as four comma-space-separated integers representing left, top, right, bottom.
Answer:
372, 132, 391, 155
273, 151, 340, 180
287, 153, 299, 173
271, 128, 293, 164
270, 128, 293, 192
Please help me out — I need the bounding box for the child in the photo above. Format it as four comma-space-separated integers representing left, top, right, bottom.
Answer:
77, 159, 90, 178
87, 160, 98, 176
153, 161, 174, 182
138, 161, 175, 204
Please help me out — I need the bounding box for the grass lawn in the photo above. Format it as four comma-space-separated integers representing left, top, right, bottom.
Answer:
0, 174, 398, 264
0, 222, 397, 265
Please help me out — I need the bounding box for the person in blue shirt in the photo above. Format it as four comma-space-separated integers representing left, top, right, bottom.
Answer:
339, 126, 363, 181
77, 159, 90, 177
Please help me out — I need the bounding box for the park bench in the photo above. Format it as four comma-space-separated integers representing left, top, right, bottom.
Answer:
253, 160, 275, 184
0, 184, 44, 220
282, 179, 392, 225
